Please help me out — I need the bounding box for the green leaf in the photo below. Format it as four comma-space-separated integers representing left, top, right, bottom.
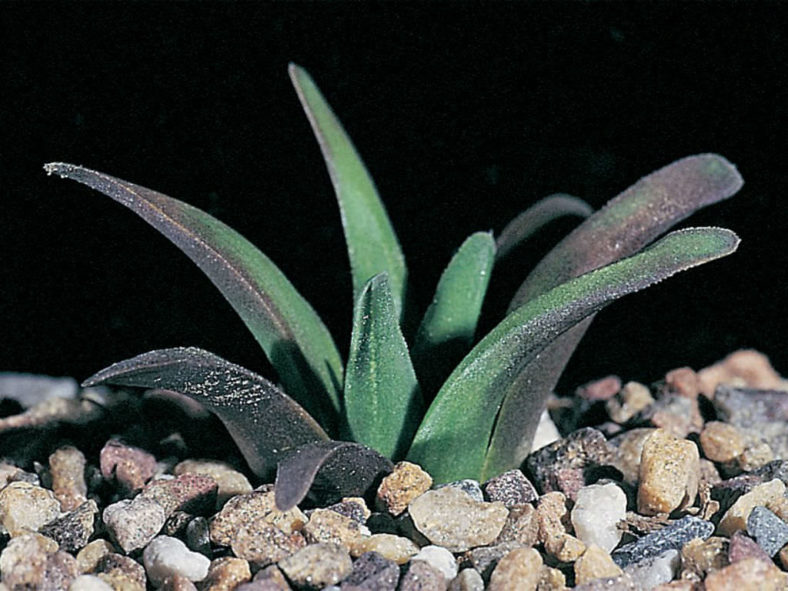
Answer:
495, 194, 592, 261
344, 273, 422, 459
44, 163, 344, 431
411, 232, 496, 395
407, 227, 739, 483
487, 154, 744, 475
289, 64, 408, 320
82, 347, 329, 479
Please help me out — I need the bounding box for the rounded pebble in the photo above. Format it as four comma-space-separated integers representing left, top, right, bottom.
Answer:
103, 497, 166, 552
488, 547, 542, 591
69, 574, 115, 591
637, 429, 700, 515
571, 482, 627, 552
174, 459, 252, 507
143, 535, 211, 586
49, 445, 89, 511
0, 481, 62, 536
448, 568, 484, 591
350, 533, 419, 565
575, 544, 623, 585
700, 421, 745, 463
339, 551, 399, 590
278, 543, 352, 589
411, 544, 458, 581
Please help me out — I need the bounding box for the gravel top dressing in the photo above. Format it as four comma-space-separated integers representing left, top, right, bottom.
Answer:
1, 348, 787, 590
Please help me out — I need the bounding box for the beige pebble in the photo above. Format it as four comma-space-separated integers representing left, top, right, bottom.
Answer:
49, 446, 88, 511
0, 481, 62, 537
200, 556, 251, 591
610, 428, 657, 486
703, 557, 788, 590
174, 459, 252, 508
652, 582, 698, 591
718, 478, 785, 536
495, 503, 538, 547
350, 533, 419, 564
665, 367, 700, 398
302, 507, 369, 548
607, 381, 654, 424
488, 547, 543, 591
278, 543, 352, 589
737, 440, 774, 472
231, 520, 306, 568
538, 566, 567, 590
700, 422, 745, 463
574, 544, 623, 585
376, 461, 432, 516
680, 536, 729, 580
697, 350, 783, 398
210, 488, 306, 546
766, 496, 788, 522
76, 539, 116, 574
637, 429, 699, 515
448, 568, 485, 591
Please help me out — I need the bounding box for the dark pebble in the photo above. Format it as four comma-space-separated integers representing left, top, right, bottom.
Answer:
611, 516, 714, 568
398, 560, 445, 591
525, 427, 616, 499
39, 499, 97, 553
339, 551, 399, 590
747, 505, 788, 557
711, 473, 764, 513
482, 470, 538, 507
186, 516, 212, 556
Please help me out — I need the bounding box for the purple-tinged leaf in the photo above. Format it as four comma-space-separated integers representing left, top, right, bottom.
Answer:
274, 440, 393, 511
495, 194, 593, 261
488, 154, 744, 475
44, 163, 343, 431
82, 347, 328, 478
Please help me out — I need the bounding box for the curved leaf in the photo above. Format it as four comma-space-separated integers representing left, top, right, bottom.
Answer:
495, 194, 592, 261
274, 440, 394, 511
344, 273, 422, 459
44, 163, 343, 431
411, 232, 496, 395
289, 64, 408, 320
82, 347, 329, 478
489, 154, 744, 474
407, 227, 739, 483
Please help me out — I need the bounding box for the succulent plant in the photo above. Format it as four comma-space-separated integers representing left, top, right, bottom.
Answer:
44, 64, 743, 510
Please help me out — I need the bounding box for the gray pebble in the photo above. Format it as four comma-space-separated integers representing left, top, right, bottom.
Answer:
186, 516, 211, 556
103, 496, 166, 552
611, 516, 714, 568
482, 470, 538, 507
399, 560, 446, 591
339, 551, 399, 590
747, 505, 788, 556
40, 499, 98, 553
279, 543, 352, 590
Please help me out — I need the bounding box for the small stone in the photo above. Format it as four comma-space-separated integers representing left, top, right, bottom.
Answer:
231, 520, 307, 568
622, 549, 680, 590
99, 439, 156, 494
728, 530, 771, 564
703, 556, 788, 590
249, 564, 292, 590
495, 503, 538, 547
375, 461, 432, 517
639, 394, 704, 439
577, 375, 622, 401
607, 381, 655, 424
139, 473, 218, 517
95, 553, 147, 589
535, 491, 571, 555
200, 556, 252, 590
349, 533, 419, 565
552, 533, 587, 562
746, 505, 788, 556
538, 566, 567, 590
700, 422, 745, 463
698, 349, 783, 398
610, 428, 656, 486
448, 568, 484, 591
278, 543, 352, 590
103, 496, 166, 552
0, 533, 76, 589
664, 367, 700, 398
96, 572, 145, 591
573, 573, 637, 591
408, 486, 508, 552
0, 481, 62, 536
185, 516, 211, 556
76, 539, 115, 574
575, 544, 623, 585
159, 574, 199, 591
637, 429, 700, 515
163, 511, 193, 538
40, 499, 98, 553
326, 497, 371, 524
412, 545, 458, 581
482, 470, 538, 507
487, 547, 542, 591
680, 536, 729, 579
571, 482, 627, 552
49, 445, 88, 511
210, 488, 306, 546
526, 427, 615, 500
143, 535, 210, 586
718, 478, 785, 536
339, 551, 399, 590
302, 507, 370, 548
463, 542, 522, 580
69, 574, 115, 591
398, 560, 446, 591
737, 440, 775, 472
612, 516, 714, 568
436, 479, 484, 502
174, 459, 252, 508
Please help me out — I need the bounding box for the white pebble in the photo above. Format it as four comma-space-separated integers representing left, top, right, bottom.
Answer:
571, 482, 627, 552
143, 535, 210, 586
68, 575, 114, 591
530, 409, 561, 452
412, 545, 458, 581
623, 549, 680, 590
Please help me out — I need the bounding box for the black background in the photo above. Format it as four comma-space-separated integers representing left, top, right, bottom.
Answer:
3, 3, 786, 394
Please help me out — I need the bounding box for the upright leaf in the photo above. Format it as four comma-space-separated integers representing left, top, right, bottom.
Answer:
45, 163, 344, 431
289, 64, 408, 319
411, 232, 496, 395
495, 194, 592, 261
407, 227, 739, 483
344, 273, 422, 459
487, 154, 744, 474
82, 347, 329, 479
